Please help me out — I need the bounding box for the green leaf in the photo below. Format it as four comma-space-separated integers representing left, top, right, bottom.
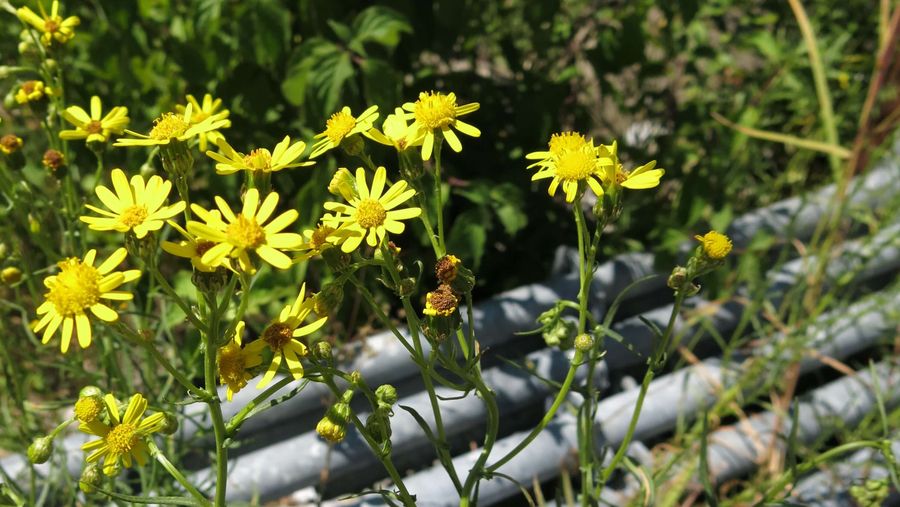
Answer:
349, 6, 412, 54
282, 38, 354, 113
446, 208, 489, 271
250, 0, 291, 68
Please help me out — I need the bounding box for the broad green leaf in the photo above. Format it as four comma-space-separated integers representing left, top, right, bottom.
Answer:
350, 6, 412, 54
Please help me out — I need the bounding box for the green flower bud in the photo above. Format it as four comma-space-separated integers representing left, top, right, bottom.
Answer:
574, 333, 594, 352
375, 384, 398, 407
79, 385, 104, 399
316, 401, 352, 443
340, 134, 366, 157
160, 413, 179, 436
313, 341, 333, 362
191, 266, 230, 293
1, 266, 22, 285
79, 463, 103, 494
27, 436, 53, 464
667, 266, 688, 291
328, 168, 358, 202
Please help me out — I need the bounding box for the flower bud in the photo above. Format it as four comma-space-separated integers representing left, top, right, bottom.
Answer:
28, 214, 40, 234
316, 401, 352, 443
574, 333, 594, 352
340, 134, 366, 157
313, 341, 333, 362
313, 282, 344, 315
191, 266, 230, 293
79, 385, 104, 399
42, 149, 65, 172
366, 413, 391, 444
449, 264, 476, 295
375, 384, 398, 408
79, 463, 103, 494
27, 436, 53, 464
667, 266, 688, 291
398, 277, 416, 297
160, 412, 179, 435
328, 168, 358, 202
74, 394, 105, 423
1, 266, 22, 285
694, 231, 732, 260
349, 370, 363, 387
0, 134, 23, 155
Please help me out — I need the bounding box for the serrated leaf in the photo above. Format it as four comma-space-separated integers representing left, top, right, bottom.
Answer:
350, 6, 412, 54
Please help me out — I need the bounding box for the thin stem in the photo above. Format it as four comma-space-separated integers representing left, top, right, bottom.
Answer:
487, 350, 584, 473
115, 324, 209, 401
787, 0, 840, 175
597, 293, 685, 491
148, 441, 211, 506
432, 138, 446, 256
225, 375, 294, 434
150, 268, 207, 333
202, 292, 229, 507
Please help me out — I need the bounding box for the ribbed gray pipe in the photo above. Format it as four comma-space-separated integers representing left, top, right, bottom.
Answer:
2, 149, 896, 490
346, 289, 899, 506
190, 348, 604, 501
704, 360, 900, 485
789, 439, 900, 505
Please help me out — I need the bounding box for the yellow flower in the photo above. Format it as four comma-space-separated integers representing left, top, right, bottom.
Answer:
206, 135, 314, 175
114, 103, 230, 148
15, 80, 53, 104
161, 214, 228, 272
80, 394, 166, 476
403, 91, 480, 160
217, 321, 263, 401
174, 94, 231, 151
33, 248, 140, 353
423, 284, 458, 317
244, 284, 327, 388
601, 142, 665, 190
80, 169, 185, 238
323, 167, 421, 253
42, 149, 65, 171
0, 134, 23, 155
310, 105, 379, 158
186, 189, 303, 273
60, 96, 130, 144
695, 231, 732, 260
528, 135, 613, 203
16, 0, 80, 46
365, 107, 424, 152
294, 220, 341, 262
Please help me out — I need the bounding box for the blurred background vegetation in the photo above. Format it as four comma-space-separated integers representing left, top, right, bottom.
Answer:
0, 0, 896, 496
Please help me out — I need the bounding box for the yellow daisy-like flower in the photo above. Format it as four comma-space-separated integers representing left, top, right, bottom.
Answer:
186, 189, 303, 273
294, 220, 341, 262
174, 94, 231, 152
0, 134, 23, 155
15, 80, 53, 105
244, 284, 328, 388
33, 248, 140, 353
599, 142, 665, 191
310, 105, 379, 158
206, 135, 314, 175
423, 284, 459, 317
161, 214, 227, 272
695, 231, 733, 260
114, 103, 230, 148
365, 107, 424, 152
528, 137, 613, 203
80, 168, 185, 238
80, 394, 166, 476
60, 96, 130, 144
403, 91, 480, 160
16, 0, 80, 46
323, 166, 422, 253
217, 321, 263, 401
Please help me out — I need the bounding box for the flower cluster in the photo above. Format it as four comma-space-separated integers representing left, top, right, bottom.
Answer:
526, 133, 665, 203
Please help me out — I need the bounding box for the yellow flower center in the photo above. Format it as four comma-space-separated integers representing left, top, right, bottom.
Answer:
324, 111, 357, 144
262, 322, 293, 351
119, 205, 148, 228
696, 231, 733, 260
217, 342, 246, 385
226, 215, 266, 249
548, 132, 588, 156
356, 199, 386, 229
46, 258, 102, 316
555, 149, 596, 181
74, 397, 104, 423
242, 148, 272, 171
22, 81, 38, 94
105, 423, 138, 455
85, 120, 104, 135
615, 167, 629, 185
44, 18, 60, 33
414, 92, 457, 130
310, 226, 334, 250
149, 113, 189, 141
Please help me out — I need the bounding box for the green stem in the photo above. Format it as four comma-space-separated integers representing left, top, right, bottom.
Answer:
597, 293, 685, 491
487, 349, 584, 473
150, 268, 207, 333
203, 293, 229, 507
432, 138, 446, 256
787, 0, 841, 175
225, 375, 294, 434
148, 441, 211, 506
